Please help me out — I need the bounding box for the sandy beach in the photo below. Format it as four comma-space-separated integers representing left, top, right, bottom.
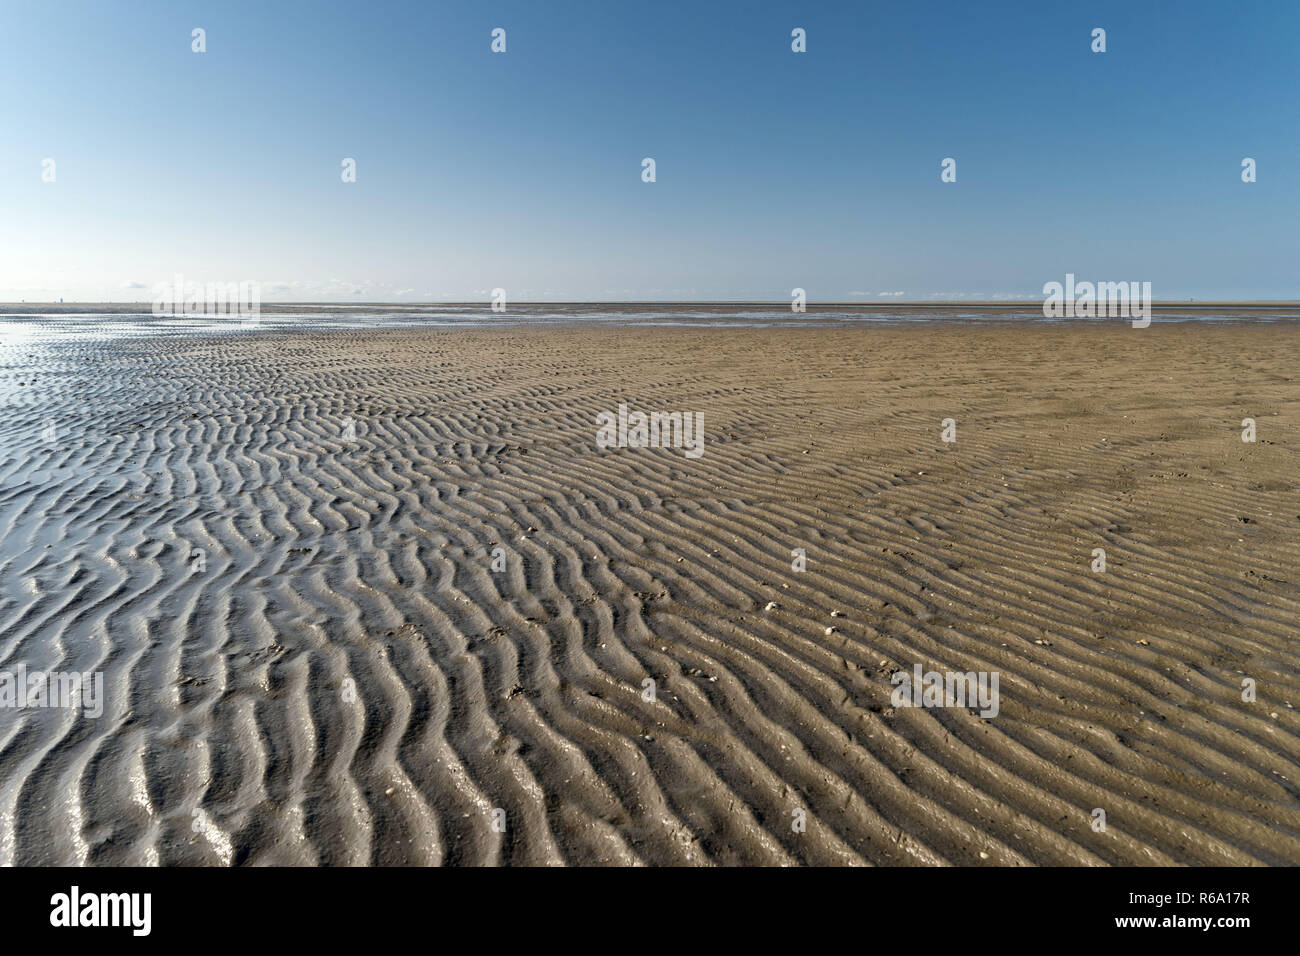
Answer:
1, 317, 1298, 866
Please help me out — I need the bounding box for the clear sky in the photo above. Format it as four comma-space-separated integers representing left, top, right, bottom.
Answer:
2, 0, 1297, 302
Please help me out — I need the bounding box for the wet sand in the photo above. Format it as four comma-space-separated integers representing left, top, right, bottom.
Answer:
1, 319, 1298, 865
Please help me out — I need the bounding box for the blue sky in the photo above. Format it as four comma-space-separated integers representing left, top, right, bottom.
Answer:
1, 0, 1296, 301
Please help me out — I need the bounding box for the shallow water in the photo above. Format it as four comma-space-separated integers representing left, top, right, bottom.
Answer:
1, 302, 1298, 341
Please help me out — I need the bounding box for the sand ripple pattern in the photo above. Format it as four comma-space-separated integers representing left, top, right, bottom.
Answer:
1, 320, 1298, 865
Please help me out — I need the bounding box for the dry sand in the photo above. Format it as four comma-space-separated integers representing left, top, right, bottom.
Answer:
1, 319, 1299, 865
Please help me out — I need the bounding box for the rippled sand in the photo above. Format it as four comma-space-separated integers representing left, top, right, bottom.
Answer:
1, 318, 1298, 865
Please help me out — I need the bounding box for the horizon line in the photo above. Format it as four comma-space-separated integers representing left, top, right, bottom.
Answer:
5, 300, 1300, 309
